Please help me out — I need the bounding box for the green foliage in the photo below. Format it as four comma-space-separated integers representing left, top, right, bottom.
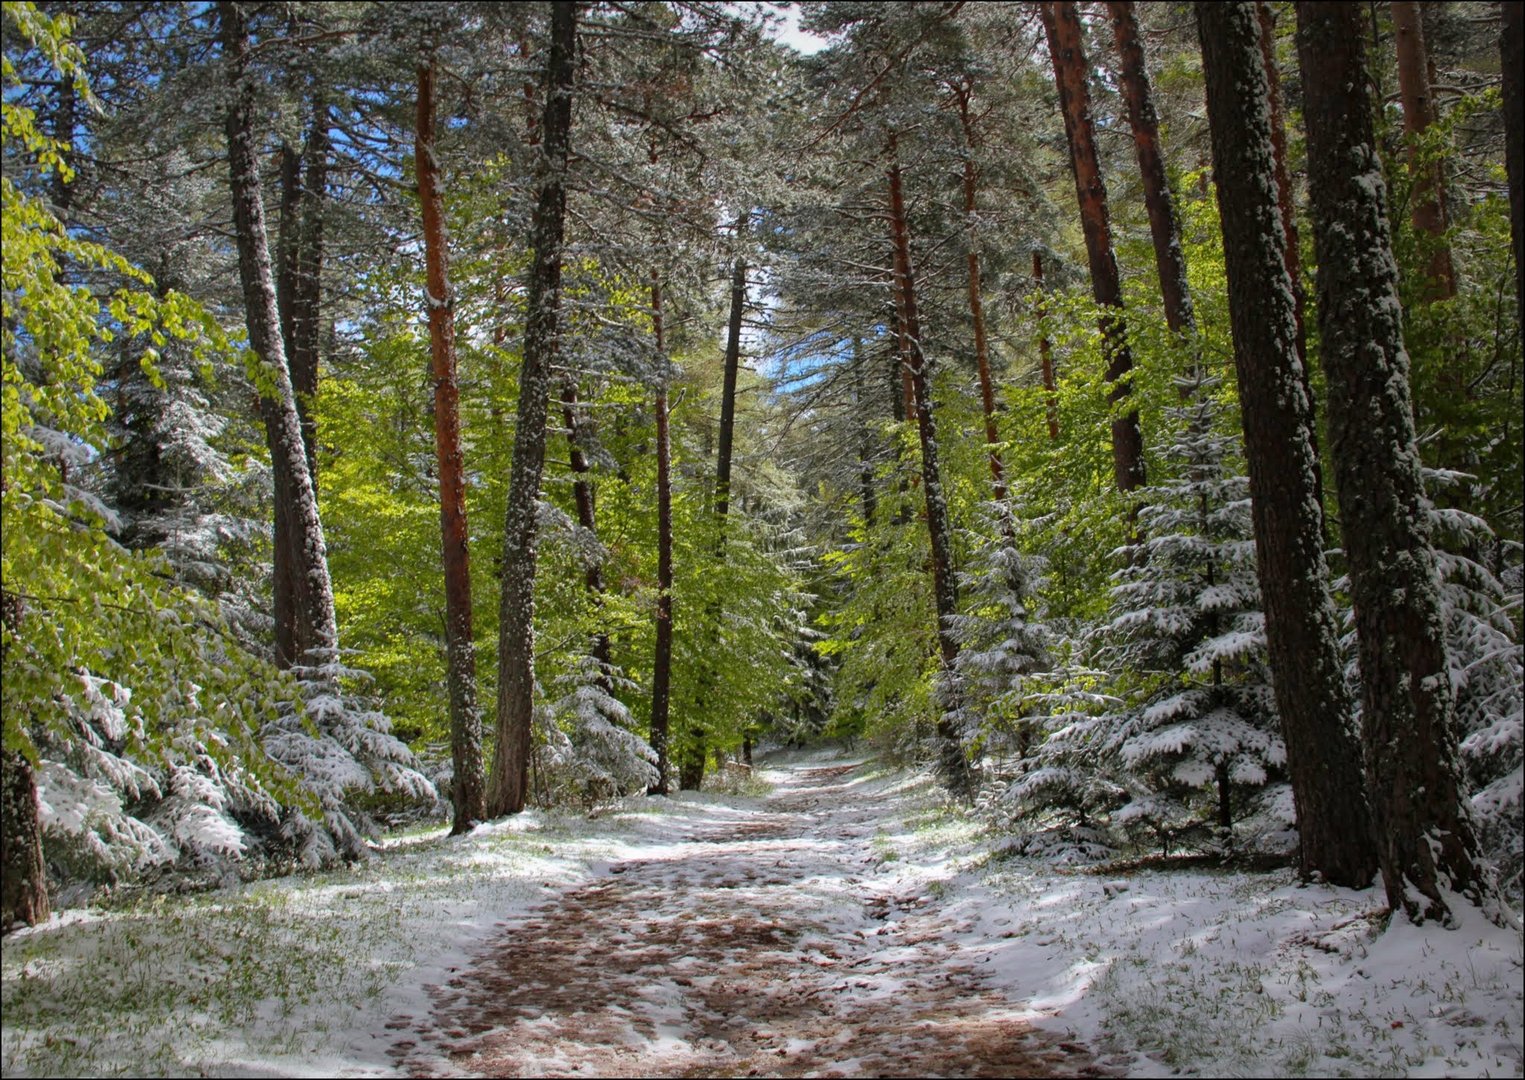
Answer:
2, 2, 305, 874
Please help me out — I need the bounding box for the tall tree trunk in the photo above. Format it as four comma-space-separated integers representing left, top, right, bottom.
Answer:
273, 99, 329, 668
951, 81, 1007, 502
1033, 251, 1060, 441
2, 591, 48, 932
561, 383, 613, 687
291, 102, 327, 489
1041, 1, 1145, 496
855, 338, 878, 527
1502, 0, 1523, 333
489, 1, 576, 818
715, 256, 747, 521
1256, 1, 1325, 520
1392, 0, 1457, 301
1107, 1, 1196, 341
219, 0, 337, 671
1257, 3, 1306, 365
887, 135, 972, 799
1297, 0, 1491, 924
417, 57, 485, 835
1197, 0, 1379, 889
650, 277, 676, 795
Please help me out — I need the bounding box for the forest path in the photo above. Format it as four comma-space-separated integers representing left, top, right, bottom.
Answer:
387, 759, 1106, 1078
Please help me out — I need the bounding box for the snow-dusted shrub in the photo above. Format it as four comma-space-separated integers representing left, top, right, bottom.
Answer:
1095, 378, 1285, 853
1423, 475, 1523, 899
536, 659, 658, 809
947, 504, 1053, 761
261, 653, 437, 863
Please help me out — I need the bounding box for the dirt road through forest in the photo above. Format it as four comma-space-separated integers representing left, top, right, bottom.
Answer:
388, 760, 1107, 1077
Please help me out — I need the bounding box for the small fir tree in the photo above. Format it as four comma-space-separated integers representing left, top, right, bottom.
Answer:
1099, 376, 1287, 854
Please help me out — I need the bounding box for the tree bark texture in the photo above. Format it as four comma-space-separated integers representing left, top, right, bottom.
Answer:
1297, 1, 1490, 923
220, 0, 337, 671
417, 58, 486, 835
1197, 0, 1378, 888
650, 278, 675, 795
1107, 1, 1196, 339
1256, 3, 1306, 365
489, 1, 575, 818
1503, 0, 1524, 333
887, 137, 973, 799
1256, 0, 1324, 518
1391, 0, 1457, 301
1041, 1, 1145, 495
1, 747, 49, 932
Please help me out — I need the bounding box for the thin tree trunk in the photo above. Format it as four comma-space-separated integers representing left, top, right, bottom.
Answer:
417, 57, 485, 835
715, 256, 746, 521
219, 0, 337, 671
889, 254, 917, 427
951, 81, 1007, 502
650, 277, 675, 795
855, 338, 878, 527
1392, 0, 1457, 301
561, 383, 613, 687
1297, 0, 1491, 924
1041, 1, 1145, 496
291, 101, 327, 489
1033, 251, 1060, 441
887, 134, 972, 799
1107, 1, 1196, 341
489, 1, 575, 818
1500, 0, 1523, 332
1197, 0, 1379, 889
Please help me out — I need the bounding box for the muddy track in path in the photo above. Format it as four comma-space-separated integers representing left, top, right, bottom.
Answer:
388, 762, 1109, 1078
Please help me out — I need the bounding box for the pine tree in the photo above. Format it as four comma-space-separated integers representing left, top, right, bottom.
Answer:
1198, 0, 1378, 888
1101, 376, 1285, 853
1298, 0, 1493, 923
489, 0, 576, 818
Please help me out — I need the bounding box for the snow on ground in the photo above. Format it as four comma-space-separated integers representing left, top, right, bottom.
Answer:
2, 750, 1521, 1077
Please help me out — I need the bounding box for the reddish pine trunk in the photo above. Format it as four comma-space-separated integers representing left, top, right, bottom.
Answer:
490, 1, 575, 818
1107, 1, 1195, 340
951, 82, 1006, 502
887, 135, 972, 798
1033, 251, 1060, 441
220, 0, 337, 670
650, 278, 675, 795
1297, 0, 1491, 923
1197, 0, 1378, 889
1041, 1, 1145, 496
1392, 1, 1457, 301
417, 58, 486, 835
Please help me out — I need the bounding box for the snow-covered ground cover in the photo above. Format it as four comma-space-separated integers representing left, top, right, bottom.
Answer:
2, 750, 1521, 1077
877, 777, 1525, 1077
0, 792, 732, 1077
